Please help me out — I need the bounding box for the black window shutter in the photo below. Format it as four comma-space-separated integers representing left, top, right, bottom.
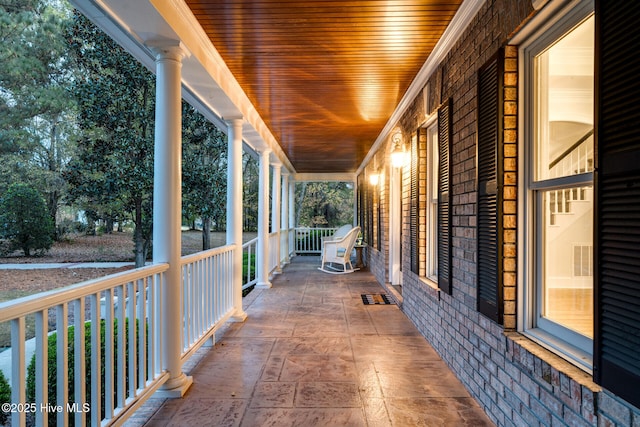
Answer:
438, 99, 452, 294
477, 50, 504, 324
594, 0, 640, 408
376, 192, 382, 251
410, 130, 420, 274
358, 175, 364, 234
367, 181, 373, 246
361, 176, 370, 245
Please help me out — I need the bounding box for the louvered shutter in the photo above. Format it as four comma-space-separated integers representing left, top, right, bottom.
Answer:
367, 180, 374, 246
358, 174, 365, 235
438, 99, 452, 294
410, 131, 420, 274
594, 0, 640, 408
376, 192, 382, 251
477, 50, 504, 323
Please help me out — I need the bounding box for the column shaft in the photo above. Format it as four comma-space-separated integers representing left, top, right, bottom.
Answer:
151, 44, 192, 396
271, 164, 282, 273
256, 149, 272, 288
281, 173, 290, 264
226, 118, 247, 321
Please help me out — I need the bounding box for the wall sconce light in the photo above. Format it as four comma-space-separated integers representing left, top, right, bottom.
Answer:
390, 132, 408, 168
369, 174, 379, 186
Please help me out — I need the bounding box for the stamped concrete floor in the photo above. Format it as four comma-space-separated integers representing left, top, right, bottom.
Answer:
136, 257, 494, 426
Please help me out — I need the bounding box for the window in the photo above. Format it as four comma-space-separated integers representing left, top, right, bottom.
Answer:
410, 131, 420, 275
425, 123, 439, 282
410, 122, 439, 283
521, 4, 594, 367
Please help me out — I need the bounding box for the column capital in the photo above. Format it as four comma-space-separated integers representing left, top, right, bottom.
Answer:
147, 40, 190, 62
224, 116, 244, 126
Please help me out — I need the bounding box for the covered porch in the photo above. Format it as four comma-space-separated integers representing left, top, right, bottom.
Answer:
127, 256, 492, 427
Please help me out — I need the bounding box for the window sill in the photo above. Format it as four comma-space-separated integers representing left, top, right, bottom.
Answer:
414, 275, 441, 301
504, 331, 601, 392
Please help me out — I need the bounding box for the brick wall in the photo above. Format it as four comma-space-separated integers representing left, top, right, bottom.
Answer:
363, 0, 640, 425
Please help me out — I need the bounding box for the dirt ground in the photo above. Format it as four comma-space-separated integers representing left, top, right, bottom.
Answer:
0, 230, 250, 302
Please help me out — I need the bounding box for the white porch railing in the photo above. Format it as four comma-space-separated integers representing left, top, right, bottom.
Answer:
180, 245, 235, 362
294, 227, 337, 254
0, 227, 315, 426
268, 232, 279, 273
0, 264, 168, 427
281, 230, 291, 265
242, 237, 258, 290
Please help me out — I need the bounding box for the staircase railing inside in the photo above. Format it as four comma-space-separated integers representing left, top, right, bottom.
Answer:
547, 129, 594, 226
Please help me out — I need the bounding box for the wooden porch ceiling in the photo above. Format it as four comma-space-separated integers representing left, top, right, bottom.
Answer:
185, 0, 462, 173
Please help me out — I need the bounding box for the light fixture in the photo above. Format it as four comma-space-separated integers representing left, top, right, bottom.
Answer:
390, 132, 407, 168
369, 174, 379, 186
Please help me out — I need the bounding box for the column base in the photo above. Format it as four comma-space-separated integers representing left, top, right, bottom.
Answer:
156, 374, 193, 398
256, 281, 272, 289
230, 309, 248, 322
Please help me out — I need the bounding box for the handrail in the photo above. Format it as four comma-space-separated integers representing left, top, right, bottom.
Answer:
0, 263, 168, 426
0, 263, 168, 322
181, 243, 236, 265
294, 227, 337, 254
242, 237, 259, 289
548, 128, 594, 170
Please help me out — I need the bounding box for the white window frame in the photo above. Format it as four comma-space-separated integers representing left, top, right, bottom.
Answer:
517, 0, 594, 371
424, 117, 439, 283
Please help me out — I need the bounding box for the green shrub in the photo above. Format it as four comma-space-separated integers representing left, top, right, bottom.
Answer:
26, 318, 145, 426
0, 369, 10, 425
0, 183, 54, 256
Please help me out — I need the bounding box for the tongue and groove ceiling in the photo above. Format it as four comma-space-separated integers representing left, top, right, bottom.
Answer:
184, 0, 463, 173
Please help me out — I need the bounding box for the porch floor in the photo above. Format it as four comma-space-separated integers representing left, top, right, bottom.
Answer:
130, 256, 494, 426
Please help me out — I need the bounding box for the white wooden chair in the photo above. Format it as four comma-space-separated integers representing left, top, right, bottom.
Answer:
318, 226, 361, 274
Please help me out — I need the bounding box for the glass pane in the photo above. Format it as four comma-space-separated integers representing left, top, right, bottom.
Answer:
541, 186, 593, 338
535, 16, 594, 181
427, 125, 438, 279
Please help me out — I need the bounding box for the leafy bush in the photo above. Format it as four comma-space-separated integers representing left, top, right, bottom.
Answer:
0, 183, 54, 256
26, 318, 144, 426
0, 369, 10, 425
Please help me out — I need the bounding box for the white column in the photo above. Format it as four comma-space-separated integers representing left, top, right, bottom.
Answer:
271, 163, 282, 274
150, 42, 192, 397
288, 179, 296, 257
226, 118, 247, 321
353, 179, 358, 227
256, 149, 272, 288
281, 172, 290, 264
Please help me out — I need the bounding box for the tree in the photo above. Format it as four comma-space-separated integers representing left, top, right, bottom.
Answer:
182, 104, 227, 249
296, 182, 353, 227
0, 183, 54, 256
242, 153, 259, 232
0, 0, 78, 238
65, 11, 155, 267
